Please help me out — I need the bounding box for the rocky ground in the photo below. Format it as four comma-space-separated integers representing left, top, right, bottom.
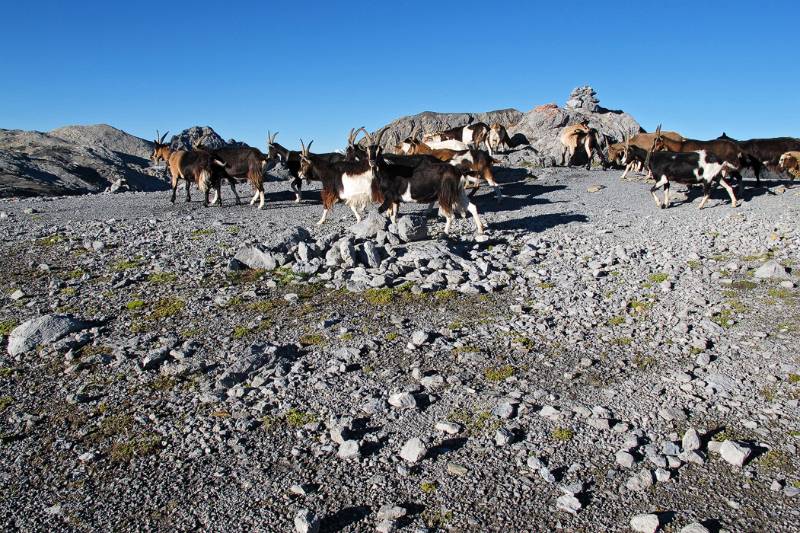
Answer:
0, 158, 799, 532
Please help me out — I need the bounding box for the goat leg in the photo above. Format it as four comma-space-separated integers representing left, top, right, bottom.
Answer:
719, 178, 738, 208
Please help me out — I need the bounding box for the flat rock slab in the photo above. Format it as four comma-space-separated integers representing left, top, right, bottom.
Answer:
7, 314, 90, 356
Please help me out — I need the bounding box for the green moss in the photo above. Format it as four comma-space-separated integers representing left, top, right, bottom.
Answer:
727, 299, 748, 313
730, 280, 757, 290
687, 260, 702, 270
449, 409, 501, 435
191, 228, 215, 238
757, 450, 792, 471
112, 259, 140, 271
126, 300, 145, 311
59, 287, 77, 296
627, 299, 653, 314
339, 332, 354, 341
66, 268, 86, 279
0, 395, 13, 413
768, 287, 793, 300
420, 481, 437, 494
180, 327, 204, 338
147, 272, 177, 284
299, 333, 326, 347
552, 427, 574, 441
648, 273, 668, 283
452, 345, 480, 354
537, 282, 555, 289
261, 415, 278, 432
0, 367, 14, 379
227, 268, 265, 285
433, 289, 457, 301
0, 320, 17, 335
36, 235, 63, 247
607, 316, 625, 326
448, 321, 464, 330
232, 326, 252, 339
151, 298, 185, 319
149, 375, 176, 392
633, 354, 656, 369
512, 335, 535, 350
422, 510, 453, 529
385, 332, 399, 341
712, 309, 735, 329
109, 433, 161, 463
484, 365, 515, 382
227, 226, 240, 235
788, 374, 800, 384
761, 385, 777, 402
364, 288, 394, 305
284, 408, 317, 428
612, 337, 632, 346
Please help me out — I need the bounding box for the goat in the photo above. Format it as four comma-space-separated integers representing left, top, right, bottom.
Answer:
298, 135, 382, 225
404, 140, 500, 198
167, 141, 227, 207
779, 151, 800, 178
367, 131, 485, 234
715, 134, 800, 181
396, 137, 469, 154
268, 130, 348, 202
200, 143, 270, 208
151, 130, 171, 164
614, 131, 685, 179
653, 131, 755, 185
559, 122, 608, 170
487, 123, 511, 155
622, 133, 739, 209
423, 121, 489, 149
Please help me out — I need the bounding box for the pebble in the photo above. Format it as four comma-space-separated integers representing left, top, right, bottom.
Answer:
682, 428, 701, 451
626, 469, 654, 492
337, 440, 360, 460
679, 523, 710, 533
435, 422, 461, 435
615, 450, 635, 468
294, 509, 320, 533
555, 494, 582, 514
388, 392, 417, 410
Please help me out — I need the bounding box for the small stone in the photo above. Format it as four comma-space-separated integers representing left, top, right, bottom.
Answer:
556, 494, 582, 514
719, 440, 751, 467
399, 438, 426, 463
377, 504, 407, 521
539, 467, 556, 483
337, 440, 361, 460
447, 462, 468, 476
495, 428, 513, 446
770, 479, 783, 492
682, 428, 701, 451
679, 523, 710, 533
435, 422, 461, 435
785, 485, 800, 497
662, 442, 680, 456
630, 513, 660, 533
626, 469, 654, 492
375, 520, 396, 533
526, 456, 544, 470
410, 330, 429, 346
388, 392, 417, 410
492, 402, 515, 419
655, 468, 671, 482
78, 451, 96, 463
616, 451, 635, 468
294, 508, 320, 533
753, 260, 789, 279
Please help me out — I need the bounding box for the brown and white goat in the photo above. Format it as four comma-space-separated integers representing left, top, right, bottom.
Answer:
404, 140, 500, 198
151, 130, 171, 164
559, 122, 608, 170
298, 134, 383, 225
487, 123, 511, 155
423, 121, 489, 149
779, 151, 800, 178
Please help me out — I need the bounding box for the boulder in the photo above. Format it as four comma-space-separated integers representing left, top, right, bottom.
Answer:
8, 314, 91, 356
396, 216, 428, 242
753, 260, 790, 279
234, 246, 277, 270
350, 211, 388, 239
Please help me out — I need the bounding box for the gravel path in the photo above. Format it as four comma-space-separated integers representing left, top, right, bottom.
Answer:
0, 160, 798, 532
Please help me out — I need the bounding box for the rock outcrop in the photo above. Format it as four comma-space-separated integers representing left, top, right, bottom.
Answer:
0, 124, 167, 197
374, 109, 523, 150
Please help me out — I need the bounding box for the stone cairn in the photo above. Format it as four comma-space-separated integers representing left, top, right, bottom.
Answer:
565, 86, 600, 112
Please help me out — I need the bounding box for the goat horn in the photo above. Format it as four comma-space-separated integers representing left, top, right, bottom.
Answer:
353, 126, 368, 146
161, 131, 169, 144
299, 139, 306, 155
347, 128, 355, 146
306, 140, 313, 153
374, 127, 387, 146
361, 128, 373, 146
155, 130, 160, 144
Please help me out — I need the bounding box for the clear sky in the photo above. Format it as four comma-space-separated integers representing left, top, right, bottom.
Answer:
1, 1, 796, 152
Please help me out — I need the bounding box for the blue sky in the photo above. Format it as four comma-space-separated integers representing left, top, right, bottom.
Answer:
1, 1, 796, 151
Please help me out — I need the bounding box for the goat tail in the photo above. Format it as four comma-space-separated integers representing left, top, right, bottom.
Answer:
438, 172, 465, 217
248, 164, 263, 191
198, 169, 210, 192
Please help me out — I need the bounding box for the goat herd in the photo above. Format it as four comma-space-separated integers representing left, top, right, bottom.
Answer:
150, 121, 800, 236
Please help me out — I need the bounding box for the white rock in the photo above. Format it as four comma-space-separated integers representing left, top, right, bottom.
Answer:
388, 392, 417, 410
630, 513, 660, 533
556, 494, 582, 514
376, 504, 407, 521
337, 440, 361, 460
655, 468, 671, 482
616, 450, 635, 468
435, 422, 461, 435
753, 260, 789, 279
682, 428, 701, 451
626, 469, 654, 492
719, 440, 751, 467
399, 438, 426, 463
8, 314, 90, 356
294, 508, 320, 533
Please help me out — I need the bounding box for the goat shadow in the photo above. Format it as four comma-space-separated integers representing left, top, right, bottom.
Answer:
319, 505, 372, 532
491, 211, 589, 232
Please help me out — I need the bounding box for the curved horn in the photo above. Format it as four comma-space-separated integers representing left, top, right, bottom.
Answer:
299, 139, 306, 155
160, 131, 169, 144
374, 127, 387, 146
155, 130, 160, 144
352, 126, 368, 146
347, 128, 356, 146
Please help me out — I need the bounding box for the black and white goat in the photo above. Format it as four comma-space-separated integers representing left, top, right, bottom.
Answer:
364, 130, 485, 234
268, 130, 347, 202
298, 137, 382, 225
622, 140, 740, 209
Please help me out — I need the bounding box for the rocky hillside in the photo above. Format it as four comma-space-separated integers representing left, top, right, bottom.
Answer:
377, 109, 523, 150
0, 125, 166, 198
372, 86, 641, 166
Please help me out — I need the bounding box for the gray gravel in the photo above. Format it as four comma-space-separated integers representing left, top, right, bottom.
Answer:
0, 159, 799, 531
